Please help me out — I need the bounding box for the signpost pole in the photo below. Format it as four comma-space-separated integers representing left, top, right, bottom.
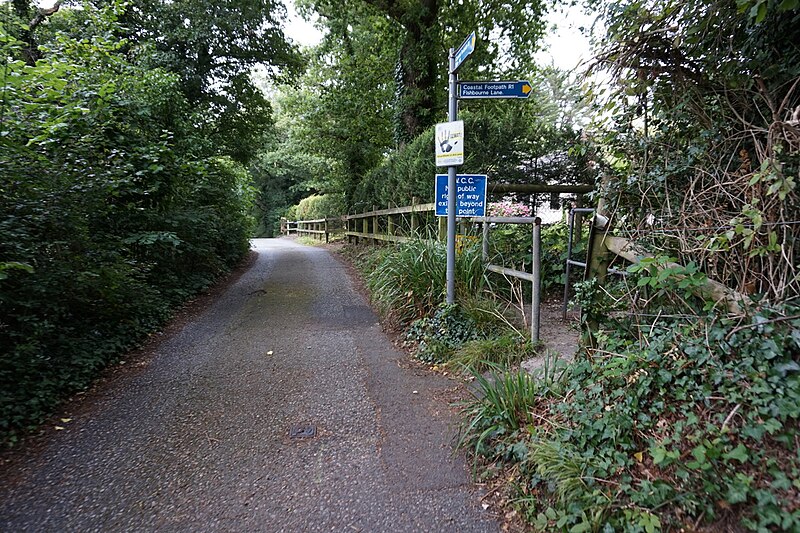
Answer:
446, 48, 457, 304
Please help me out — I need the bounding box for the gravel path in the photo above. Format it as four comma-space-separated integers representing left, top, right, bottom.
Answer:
0, 238, 498, 532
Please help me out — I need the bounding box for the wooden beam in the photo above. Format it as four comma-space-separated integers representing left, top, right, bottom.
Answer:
344, 203, 436, 220
603, 235, 747, 315
489, 183, 594, 194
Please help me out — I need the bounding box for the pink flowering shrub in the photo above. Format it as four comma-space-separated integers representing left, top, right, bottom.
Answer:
487, 197, 532, 218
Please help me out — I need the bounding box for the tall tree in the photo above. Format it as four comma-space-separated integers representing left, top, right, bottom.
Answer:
112, 0, 304, 161
301, 0, 550, 144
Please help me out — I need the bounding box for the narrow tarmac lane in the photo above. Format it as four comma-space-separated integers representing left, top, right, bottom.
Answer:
0, 238, 498, 532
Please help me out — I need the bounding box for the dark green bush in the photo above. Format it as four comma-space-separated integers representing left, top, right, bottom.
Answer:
405, 303, 484, 364
0, 8, 253, 444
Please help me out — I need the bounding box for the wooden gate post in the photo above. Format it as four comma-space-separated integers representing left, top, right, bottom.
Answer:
582, 177, 612, 350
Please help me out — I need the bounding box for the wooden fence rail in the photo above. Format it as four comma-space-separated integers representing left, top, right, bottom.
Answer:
342, 201, 441, 244
282, 217, 345, 243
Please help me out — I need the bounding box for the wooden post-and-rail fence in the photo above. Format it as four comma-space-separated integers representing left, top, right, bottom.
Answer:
282, 199, 450, 244
280, 217, 345, 243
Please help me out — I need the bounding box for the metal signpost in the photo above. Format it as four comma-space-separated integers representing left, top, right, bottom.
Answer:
436, 32, 476, 304
436, 32, 532, 305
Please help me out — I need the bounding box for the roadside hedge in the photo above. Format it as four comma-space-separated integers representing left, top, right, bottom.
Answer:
0, 14, 253, 444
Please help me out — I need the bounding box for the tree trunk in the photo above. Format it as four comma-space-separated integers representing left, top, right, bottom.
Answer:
367, 0, 440, 145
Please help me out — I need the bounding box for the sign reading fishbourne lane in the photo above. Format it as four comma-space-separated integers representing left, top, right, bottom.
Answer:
435, 120, 464, 167
435, 174, 488, 217
452, 31, 476, 73
459, 80, 532, 99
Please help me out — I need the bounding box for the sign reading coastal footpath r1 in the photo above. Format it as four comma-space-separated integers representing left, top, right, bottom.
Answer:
458, 80, 532, 99
435, 174, 488, 217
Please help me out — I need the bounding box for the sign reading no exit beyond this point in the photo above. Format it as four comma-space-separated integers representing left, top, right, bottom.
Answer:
435, 174, 488, 217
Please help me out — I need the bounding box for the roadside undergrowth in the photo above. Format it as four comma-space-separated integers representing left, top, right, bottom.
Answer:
456, 303, 800, 532
341, 239, 541, 370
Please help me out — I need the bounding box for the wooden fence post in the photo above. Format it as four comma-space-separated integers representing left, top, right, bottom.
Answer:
438, 216, 447, 242
582, 176, 613, 349
410, 197, 419, 237
372, 206, 379, 243
573, 195, 584, 245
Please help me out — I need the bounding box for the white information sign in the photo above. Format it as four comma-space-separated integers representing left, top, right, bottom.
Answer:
435, 120, 464, 167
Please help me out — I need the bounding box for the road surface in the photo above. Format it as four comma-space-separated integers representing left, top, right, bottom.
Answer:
0, 238, 498, 532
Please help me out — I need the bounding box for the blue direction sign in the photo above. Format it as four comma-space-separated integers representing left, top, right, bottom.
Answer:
458, 80, 533, 99
435, 174, 488, 217
452, 32, 476, 73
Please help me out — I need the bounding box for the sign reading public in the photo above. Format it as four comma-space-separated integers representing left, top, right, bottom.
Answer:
435, 174, 488, 217
458, 80, 532, 99
452, 31, 476, 73
435, 120, 464, 167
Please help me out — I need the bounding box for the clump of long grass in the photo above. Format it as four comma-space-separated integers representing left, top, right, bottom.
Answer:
456, 365, 539, 458
366, 238, 486, 326
447, 333, 538, 373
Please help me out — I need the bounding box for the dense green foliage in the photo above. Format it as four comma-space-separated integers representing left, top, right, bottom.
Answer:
459, 303, 800, 531
0, 0, 292, 443
294, 193, 345, 221
405, 304, 484, 364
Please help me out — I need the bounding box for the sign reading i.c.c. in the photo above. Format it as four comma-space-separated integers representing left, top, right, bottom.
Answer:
435, 174, 488, 217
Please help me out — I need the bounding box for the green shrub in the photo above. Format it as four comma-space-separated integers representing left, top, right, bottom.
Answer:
459, 303, 800, 531
294, 193, 345, 220
405, 303, 484, 364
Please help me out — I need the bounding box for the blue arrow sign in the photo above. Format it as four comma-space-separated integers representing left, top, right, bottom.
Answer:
452, 32, 476, 73
458, 80, 533, 99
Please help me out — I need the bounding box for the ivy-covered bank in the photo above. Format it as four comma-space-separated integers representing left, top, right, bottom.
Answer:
459, 300, 800, 531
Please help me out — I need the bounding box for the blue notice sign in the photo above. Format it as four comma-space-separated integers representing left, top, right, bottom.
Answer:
435, 174, 488, 217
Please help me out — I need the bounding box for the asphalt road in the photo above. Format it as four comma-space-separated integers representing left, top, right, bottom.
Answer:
0, 238, 499, 532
